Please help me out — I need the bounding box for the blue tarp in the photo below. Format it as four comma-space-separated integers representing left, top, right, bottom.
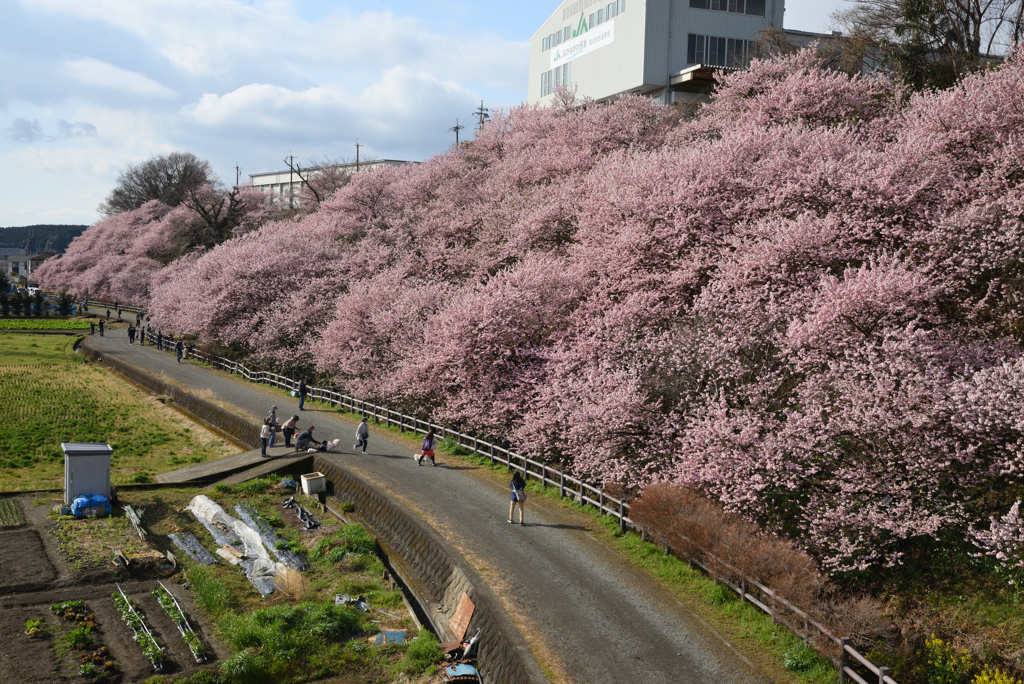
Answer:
69, 494, 111, 517
444, 663, 480, 680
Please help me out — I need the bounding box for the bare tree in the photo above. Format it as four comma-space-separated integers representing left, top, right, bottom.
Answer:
99, 152, 220, 217
280, 156, 370, 211
832, 0, 1023, 88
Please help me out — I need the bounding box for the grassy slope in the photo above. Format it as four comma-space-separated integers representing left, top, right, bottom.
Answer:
0, 333, 236, 491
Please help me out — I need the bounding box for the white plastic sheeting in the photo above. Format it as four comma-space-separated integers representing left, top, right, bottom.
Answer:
185, 495, 278, 596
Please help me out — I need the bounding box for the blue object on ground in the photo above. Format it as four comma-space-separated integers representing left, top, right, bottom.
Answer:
444, 663, 480, 680
371, 631, 406, 645
69, 494, 112, 517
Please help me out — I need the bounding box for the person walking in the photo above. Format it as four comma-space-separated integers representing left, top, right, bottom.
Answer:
259, 417, 273, 457
89, 321, 95, 336
127, 325, 135, 344
418, 430, 438, 466
281, 415, 299, 448
295, 426, 321, 451
508, 471, 527, 526
156, 331, 163, 350
267, 406, 279, 447
175, 339, 183, 363
298, 378, 308, 411
354, 416, 370, 453
139, 326, 145, 345
116, 308, 122, 322
98, 320, 104, 337
105, 308, 110, 321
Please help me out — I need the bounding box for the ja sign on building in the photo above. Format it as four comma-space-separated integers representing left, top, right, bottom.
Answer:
529, 0, 786, 105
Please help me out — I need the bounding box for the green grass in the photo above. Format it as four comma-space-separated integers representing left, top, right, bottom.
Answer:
0, 337, 234, 490
121, 486, 432, 683
0, 319, 90, 331
0, 332, 83, 364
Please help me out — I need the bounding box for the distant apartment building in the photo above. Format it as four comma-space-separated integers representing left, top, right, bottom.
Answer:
529, 0, 823, 106
249, 159, 411, 201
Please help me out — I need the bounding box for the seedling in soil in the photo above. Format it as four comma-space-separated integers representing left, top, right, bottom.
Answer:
113, 586, 165, 670
24, 618, 48, 638
152, 583, 207, 661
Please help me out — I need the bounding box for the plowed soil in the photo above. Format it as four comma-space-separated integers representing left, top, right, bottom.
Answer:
0, 496, 219, 683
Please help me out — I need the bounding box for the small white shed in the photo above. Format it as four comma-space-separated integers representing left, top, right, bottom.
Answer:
62, 443, 113, 504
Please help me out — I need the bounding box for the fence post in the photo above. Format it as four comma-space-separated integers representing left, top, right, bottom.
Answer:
489, 444, 494, 466
619, 499, 625, 534
878, 666, 889, 684
473, 436, 478, 453
839, 637, 849, 682
559, 471, 564, 498
600, 486, 605, 514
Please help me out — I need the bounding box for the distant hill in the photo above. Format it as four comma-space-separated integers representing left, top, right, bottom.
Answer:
0, 224, 88, 253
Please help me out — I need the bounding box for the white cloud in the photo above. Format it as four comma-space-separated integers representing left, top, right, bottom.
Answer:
184, 66, 478, 140
64, 58, 177, 99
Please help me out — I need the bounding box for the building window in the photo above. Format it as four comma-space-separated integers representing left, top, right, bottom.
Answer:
687, 34, 752, 67
540, 63, 571, 97
689, 0, 764, 16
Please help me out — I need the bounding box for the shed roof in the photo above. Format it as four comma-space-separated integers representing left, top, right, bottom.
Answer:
61, 443, 113, 457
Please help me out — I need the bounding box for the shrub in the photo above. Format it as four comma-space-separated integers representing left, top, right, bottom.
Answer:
218, 602, 360, 683
235, 477, 275, 495
441, 436, 471, 457
630, 484, 889, 654
131, 472, 153, 484
783, 642, 818, 672
924, 634, 973, 684
975, 667, 1023, 684
399, 629, 443, 674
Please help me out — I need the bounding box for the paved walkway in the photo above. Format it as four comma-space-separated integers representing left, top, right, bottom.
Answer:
85, 333, 769, 684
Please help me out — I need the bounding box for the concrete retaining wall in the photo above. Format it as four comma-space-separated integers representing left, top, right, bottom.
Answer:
315, 457, 545, 684
79, 341, 260, 449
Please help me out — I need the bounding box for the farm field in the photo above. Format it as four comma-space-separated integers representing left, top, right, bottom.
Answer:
0, 333, 235, 491
0, 319, 91, 331
0, 484, 438, 684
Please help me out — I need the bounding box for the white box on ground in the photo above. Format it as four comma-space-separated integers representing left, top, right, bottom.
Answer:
301, 472, 326, 496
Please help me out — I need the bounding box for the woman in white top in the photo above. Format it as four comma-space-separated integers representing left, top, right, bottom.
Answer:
259, 417, 273, 457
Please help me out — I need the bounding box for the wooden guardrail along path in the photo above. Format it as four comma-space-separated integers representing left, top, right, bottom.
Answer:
98, 310, 895, 683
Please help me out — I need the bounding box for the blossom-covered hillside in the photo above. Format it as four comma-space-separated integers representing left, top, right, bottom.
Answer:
42, 51, 1024, 571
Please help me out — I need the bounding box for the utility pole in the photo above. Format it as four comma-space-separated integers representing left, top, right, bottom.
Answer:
235, 164, 242, 187
355, 140, 362, 173
473, 101, 490, 129
449, 119, 466, 149
285, 154, 295, 208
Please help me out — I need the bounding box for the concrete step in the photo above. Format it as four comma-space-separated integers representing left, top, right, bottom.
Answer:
155, 444, 299, 484
211, 453, 316, 487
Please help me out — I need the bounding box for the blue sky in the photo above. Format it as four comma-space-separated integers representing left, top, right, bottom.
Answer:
0, 0, 846, 227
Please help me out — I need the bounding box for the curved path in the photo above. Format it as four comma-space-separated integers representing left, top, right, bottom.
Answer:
85, 333, 769, 684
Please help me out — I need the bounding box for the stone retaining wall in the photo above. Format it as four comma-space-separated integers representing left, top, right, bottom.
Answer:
315, 457, 545, 684
79, 341, 260, 449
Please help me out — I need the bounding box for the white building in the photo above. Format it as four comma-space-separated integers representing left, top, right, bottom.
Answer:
529, 0, 796, 105
249, 159, 411, 199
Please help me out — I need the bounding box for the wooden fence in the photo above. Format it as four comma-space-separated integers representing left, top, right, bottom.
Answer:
121, 316, 894, 683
